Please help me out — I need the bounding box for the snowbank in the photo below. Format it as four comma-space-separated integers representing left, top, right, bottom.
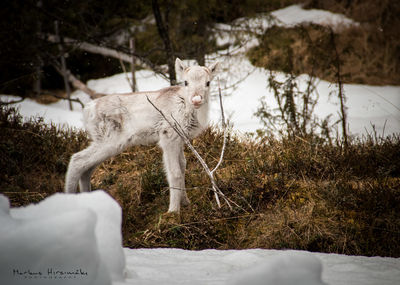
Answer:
227, 251, 326, 285
121, 248, 400, 285
0, 190, 126, 285
271, 4, 357, 30
0, 95, 86, 129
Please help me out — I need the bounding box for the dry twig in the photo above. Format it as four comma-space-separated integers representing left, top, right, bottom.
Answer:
51, 60, 106, 99
146, 78, 237, 210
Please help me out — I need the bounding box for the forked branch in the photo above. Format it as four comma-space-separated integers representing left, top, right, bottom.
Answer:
211, 79, 227, 175
146, 78, 235, 210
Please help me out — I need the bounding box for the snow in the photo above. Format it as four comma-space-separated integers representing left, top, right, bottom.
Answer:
227, 251, 325, 285
0, 94, 86, 129
121, 248, 400, 285
2, 65, 399, 137
214, 4, 357, 49
0, 191, 125, 285
271, 4, 357, 30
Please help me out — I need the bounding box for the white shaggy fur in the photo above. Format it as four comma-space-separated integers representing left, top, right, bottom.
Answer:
65, 58, 219, 213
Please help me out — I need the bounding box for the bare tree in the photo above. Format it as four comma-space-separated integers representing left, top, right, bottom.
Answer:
329, 28, 348, 148
51, 60, 105, 100
54, 20, 73, 111
152, 0, 176, 86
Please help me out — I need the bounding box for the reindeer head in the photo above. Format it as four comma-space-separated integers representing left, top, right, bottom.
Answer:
175, 58, 219, 109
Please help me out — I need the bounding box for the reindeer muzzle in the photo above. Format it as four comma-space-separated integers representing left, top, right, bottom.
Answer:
192, 96, 202, 108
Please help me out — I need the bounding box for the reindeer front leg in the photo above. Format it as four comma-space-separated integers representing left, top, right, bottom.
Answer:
159, 135, 186, 213
178, 149, 190, 207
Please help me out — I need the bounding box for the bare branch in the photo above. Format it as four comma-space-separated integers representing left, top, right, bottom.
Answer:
129, 38, 137, 92
211, 78, 227, 174
329, 27, 348, 147
43, 33, 169, 81
45, 34, 133, 62
51, 61, 106, 99
54, 20, 73, 111
50, 93, 85, 109
0, 97, 25, 106
119, 58, 134, 92
170, 114, 231, 209
146, 85, 240, 211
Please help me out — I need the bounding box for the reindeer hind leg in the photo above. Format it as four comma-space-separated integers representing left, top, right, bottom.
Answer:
65, 147, 91, 193
65, 142, 123, 193
78, 164, 98, 192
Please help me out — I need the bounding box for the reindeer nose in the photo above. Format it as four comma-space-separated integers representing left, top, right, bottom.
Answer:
192, 96, 202, 107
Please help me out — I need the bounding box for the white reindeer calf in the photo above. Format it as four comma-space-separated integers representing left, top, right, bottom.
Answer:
65, 58, 219, 213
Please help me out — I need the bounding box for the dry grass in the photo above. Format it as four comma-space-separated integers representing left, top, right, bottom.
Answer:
1, 106, 400, 257
0, 106, 88, 195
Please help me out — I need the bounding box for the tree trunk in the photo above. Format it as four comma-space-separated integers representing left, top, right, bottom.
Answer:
54, 21, 73, 111
330, 29, 348, 148
152, 0, 176, 85
130, 38, 137, 92
33, 0, 43, 97
52, 61, 105, 100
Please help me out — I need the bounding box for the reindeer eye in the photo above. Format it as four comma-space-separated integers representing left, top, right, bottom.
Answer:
206, 81, 210, 87
184, 81, 188, 86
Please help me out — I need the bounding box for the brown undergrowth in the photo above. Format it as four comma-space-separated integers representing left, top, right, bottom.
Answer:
248, 0, 400, 85
1, 106, 400, 257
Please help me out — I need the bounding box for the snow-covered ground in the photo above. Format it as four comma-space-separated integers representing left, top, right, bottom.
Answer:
1, 4, 400, 285
3, 64, 399, 138
0, 191, 124, 285
271, 4, 357, 30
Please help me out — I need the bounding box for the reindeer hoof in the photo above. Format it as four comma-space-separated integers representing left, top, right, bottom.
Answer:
181, 197, 191, 207
157, 212, 181, 228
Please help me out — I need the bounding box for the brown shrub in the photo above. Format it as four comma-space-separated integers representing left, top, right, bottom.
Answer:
0, 106, 88, 197
248, 21, 400, 85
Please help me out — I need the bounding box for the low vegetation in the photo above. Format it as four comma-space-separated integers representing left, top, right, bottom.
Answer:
248, 0, 400, 85
248, 23, 400, 85
1, 106, 399, 257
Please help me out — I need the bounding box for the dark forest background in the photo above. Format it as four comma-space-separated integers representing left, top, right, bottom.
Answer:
1, 0, 399, 97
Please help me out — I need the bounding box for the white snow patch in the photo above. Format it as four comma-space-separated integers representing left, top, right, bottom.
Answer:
0, 190, 126, 285
227, 251, 325, 285
120, 248, 400, 285
0, 95, 86, 129
271, 4, 357, 30
86, 69, 169, 95
214, 4, 357, 49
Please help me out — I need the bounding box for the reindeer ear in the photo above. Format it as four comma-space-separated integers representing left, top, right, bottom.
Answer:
208, 61, 220, 78
175, 58, 187, 79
